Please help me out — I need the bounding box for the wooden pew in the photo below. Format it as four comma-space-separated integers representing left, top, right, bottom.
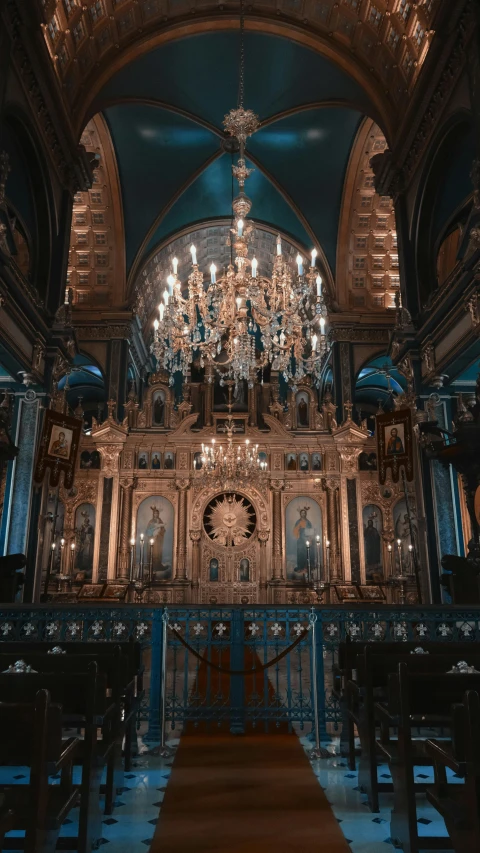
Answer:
376, 665, 480, 853
0, 662, 111, 853
348, 646, 480, 811
0, 649, 125, 815
426, 690, 480, 853
336, 640, 476, 770
0, 689, 80, 853
0, 640, 144, 771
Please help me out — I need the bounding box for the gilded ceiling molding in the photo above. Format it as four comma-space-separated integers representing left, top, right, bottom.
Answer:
335, 117, 399, 316
67, 114, 126, 310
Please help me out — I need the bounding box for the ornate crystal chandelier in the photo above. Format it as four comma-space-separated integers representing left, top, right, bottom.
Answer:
193, 381, 268, 490
150, 4, 329, 393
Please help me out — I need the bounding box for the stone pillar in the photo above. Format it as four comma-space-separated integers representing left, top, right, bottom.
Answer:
323, 478, 342, 582
175, 480, 189, 580
117, 479, 135, 580
258, 529, 269, 587
190, 529, 201, 581
271, 480, 284, 580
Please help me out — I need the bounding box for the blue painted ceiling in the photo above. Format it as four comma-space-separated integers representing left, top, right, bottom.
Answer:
95, 32, 371, 278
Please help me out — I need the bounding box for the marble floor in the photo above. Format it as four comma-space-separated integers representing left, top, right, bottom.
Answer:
2, 728, 456, 852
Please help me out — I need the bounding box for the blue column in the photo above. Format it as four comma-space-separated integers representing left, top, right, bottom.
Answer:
5, 394, 40, 558
229, 608, 245, 734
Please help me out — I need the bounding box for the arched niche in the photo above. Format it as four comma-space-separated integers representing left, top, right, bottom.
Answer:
285, 383, 322, 430
362, 503, 384, 582
135, 495, 175, 580
138, 375, 176, 429
284, 496, 323, 581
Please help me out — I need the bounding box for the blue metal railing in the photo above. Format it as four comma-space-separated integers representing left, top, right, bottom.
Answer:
0, 604, 479, 738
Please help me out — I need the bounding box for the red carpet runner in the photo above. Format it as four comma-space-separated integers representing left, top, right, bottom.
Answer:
151, 646, 349, 852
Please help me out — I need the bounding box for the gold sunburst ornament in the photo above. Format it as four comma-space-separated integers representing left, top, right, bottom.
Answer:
204, 493, 255, 547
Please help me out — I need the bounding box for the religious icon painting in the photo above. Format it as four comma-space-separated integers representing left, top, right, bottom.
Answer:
151, 451, 162, 470
296, 391, 309, 427
34, 409, 82, 489
138, 450, 149, 470
311, 452, 322, 471
102, 584, 128, 600
335, 585, 361, 602
152, 390, 166, 426
74, 503, 95, 578
209, 558, 219, 582
136, 495, 174, 580
363, 504, 383, 582
285, 452, 297, 471
376, 408, 414, 484
299, 452, 309, 472
163, 451, 175, 470
285, 497, 322, 581
239, 557, 250, 582
359, 585, 385, 601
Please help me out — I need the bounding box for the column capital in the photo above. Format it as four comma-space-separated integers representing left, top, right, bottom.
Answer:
175, 477, 191, 491
270, 479, 285, 491
189, 529, 201, 543
322, 477, 340, 493
258, 529, 270, 544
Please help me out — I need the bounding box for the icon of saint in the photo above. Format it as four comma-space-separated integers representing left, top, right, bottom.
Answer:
386, 427, 404, 455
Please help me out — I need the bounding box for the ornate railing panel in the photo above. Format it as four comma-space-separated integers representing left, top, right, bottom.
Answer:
0, 604, 479, 737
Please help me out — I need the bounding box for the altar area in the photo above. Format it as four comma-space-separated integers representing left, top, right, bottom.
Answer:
38, 370, 422, 607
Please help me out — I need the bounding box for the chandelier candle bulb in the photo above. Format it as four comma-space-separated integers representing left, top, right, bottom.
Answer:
316, 275, 322, 296
190, 244, 197, 266
159, 303, 165, 321
154, 319, 159, 331
251, 256, 257, 277
276, 235, 282, 255
310, 248, 317, 267
163, 289, 169, 306
237, 219, 244, 237
172, 256, 178, 275
320, 317, 326, 334
210, 263, 216, 284
296, 254, 304, 276
312, 333, 317, 352
167, 274, 174, 295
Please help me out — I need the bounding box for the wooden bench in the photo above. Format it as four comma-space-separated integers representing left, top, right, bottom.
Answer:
0, 640, 144, 771
0, 689, 80, 853
376, 665, 480, 853
347, 646, 480, 811
0, 662, 112, 853
425, 690, 480, 853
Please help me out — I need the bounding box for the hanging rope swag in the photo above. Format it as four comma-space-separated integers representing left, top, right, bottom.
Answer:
168, 624, 310, 676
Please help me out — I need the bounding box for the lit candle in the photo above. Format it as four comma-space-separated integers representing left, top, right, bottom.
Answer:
296, 254, 303, 275
320, 317, 325, 334
210, 263, 216, 284
237, 219, 244, 237
311, 248, 317, 267
312, 333, 317, 352
163, 288, 169, 306
190, 244, 197, 265
276, 235, 282, 256
316, 274, 322, 297
172, 256, 178, 275
159, 303, 165, 322
251, 257, 257, 278
154, 318, 159, 331
167, 274, 174, 295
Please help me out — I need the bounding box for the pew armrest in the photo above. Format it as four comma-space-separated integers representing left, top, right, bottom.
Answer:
425, 739, 465, 777
56, 736, 81, 771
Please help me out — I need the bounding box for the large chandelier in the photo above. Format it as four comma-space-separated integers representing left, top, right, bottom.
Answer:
193, 381, 268, 490
150, 9, 329, 393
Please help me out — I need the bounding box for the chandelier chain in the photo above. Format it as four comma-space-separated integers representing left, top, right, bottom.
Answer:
238, 0, 245, 110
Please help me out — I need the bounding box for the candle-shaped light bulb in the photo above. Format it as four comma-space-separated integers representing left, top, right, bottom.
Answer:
210, 263, 216, 284
60, 538, 65, 547
320, 317, 326, 334
150, 538, 154, 546
316, 535, 321, 542
276, 235, 282, 256
236, 297, 241, 310
312, 333, 317, 352
140, 533, 144, 542
70, 542, 75, 551
167, 274, 174, 295
306, 540, 310, 548
163, 288, 169, 306
316, 274, 322, 297
310, 248, 317, 267
159, 303, 165, 322
408, 545, 413, 552
296, 254, 304, 275
397, 538, 401, 546
154, 318, 159, 331
388, 544, 392, 552
130, 537, 135, 547
237, 219, 244, 237
172, 256, 178, 275
233, 337, 238, 346
251, 256, 258, 278
51, 542, 56, 550
190, 244, 197, 265
326, 540, 330, 548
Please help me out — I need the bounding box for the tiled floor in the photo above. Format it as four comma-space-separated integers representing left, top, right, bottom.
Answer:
301, 735, 454, 853
3, 729, 457, 852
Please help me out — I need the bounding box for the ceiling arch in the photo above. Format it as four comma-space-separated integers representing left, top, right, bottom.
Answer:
40, 1, 440, 142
